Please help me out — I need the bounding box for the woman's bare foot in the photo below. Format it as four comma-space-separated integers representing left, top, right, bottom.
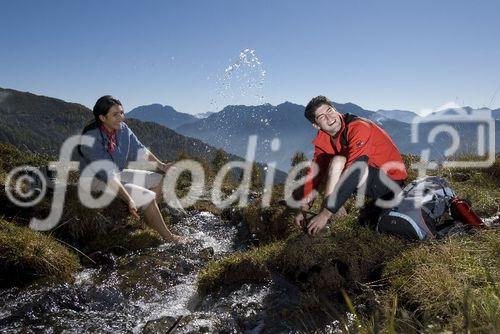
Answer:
163, 234, 188, 244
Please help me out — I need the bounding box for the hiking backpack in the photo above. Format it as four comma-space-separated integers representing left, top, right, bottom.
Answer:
376, 176, 456, 240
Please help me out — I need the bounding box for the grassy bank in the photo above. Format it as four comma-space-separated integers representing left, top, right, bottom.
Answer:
1, 140, 498, 331
0, 143, 167, 286
0, 219, 80, 287
0, 142, 253, 286
198, 155, 500, 332
385, 229, 499, 331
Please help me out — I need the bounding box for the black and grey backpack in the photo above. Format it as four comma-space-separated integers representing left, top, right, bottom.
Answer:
377, 176, 456, 240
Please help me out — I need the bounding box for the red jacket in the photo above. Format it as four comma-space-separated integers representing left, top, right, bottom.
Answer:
303, 114, 407, 200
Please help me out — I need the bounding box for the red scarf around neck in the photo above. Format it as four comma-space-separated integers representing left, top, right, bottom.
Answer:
100, 124, 117, 154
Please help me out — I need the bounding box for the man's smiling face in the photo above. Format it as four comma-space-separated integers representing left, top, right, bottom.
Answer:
313, 104, 342, 136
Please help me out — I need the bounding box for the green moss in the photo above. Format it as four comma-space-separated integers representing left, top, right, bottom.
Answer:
85, 227, 163, 254
197, 240, 285, 295
0, 219, 80, 285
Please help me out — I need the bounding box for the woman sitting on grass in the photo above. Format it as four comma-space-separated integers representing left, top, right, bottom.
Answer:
78, 95, 184, 244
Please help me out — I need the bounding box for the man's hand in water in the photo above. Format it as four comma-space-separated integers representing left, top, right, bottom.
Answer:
295, 201, 313, 228
307, 209, 333, 235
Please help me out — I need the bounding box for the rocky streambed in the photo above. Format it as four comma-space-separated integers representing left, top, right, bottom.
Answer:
0, 211, 306, 333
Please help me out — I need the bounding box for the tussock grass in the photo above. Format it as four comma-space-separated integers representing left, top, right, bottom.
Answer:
55, 188, 166, 254
384, 229, 500, 331
242, 201, 297, 242
0, 219, 80, 286
447, 171, 500, 217
1, 182, 164, 255
198, 213, 407, 295
83, 224, 163, 254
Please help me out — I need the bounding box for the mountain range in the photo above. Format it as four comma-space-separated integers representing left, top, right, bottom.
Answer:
126, 104, 199, 129
128, 102, 500, 132
0, 88, 287, 182
159, 102, 499, 170
3, 87, 498, 173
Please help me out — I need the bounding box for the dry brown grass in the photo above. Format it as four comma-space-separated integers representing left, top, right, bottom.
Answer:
384, 229, 500, 331
0, 219, 80, 285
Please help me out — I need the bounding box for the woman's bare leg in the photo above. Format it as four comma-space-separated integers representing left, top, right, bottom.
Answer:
151, 183, 164, 203
143, 199, 182, 242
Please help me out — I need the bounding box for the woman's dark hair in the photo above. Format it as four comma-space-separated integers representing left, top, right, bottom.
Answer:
82, 95, 122, 134
304, 95, 333, 124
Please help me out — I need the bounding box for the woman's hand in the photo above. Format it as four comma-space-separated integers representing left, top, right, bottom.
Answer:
160, 161, 176, 173
128, 200, 140, 220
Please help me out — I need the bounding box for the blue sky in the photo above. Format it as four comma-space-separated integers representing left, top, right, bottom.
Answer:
1, 0, 499, 115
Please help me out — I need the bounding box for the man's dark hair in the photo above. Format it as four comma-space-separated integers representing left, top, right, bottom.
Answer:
304, 95, 333, 123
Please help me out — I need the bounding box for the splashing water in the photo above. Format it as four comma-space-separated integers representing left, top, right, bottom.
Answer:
210, 48, 267, 112
205, 48, 278, 163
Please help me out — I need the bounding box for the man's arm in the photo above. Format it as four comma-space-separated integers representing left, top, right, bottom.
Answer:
324, 156, 347, 197
295, 147, 332, 228
307, 156, 369, 234
146, 150, 176, 173
301, 147, 332, 209
146, 150, 163, 165
323, 156, 369, 214
325, 150, 370, 196
307, 122, 372, 234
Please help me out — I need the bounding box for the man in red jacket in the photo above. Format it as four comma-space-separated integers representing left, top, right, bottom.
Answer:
295, 96, 408, 235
